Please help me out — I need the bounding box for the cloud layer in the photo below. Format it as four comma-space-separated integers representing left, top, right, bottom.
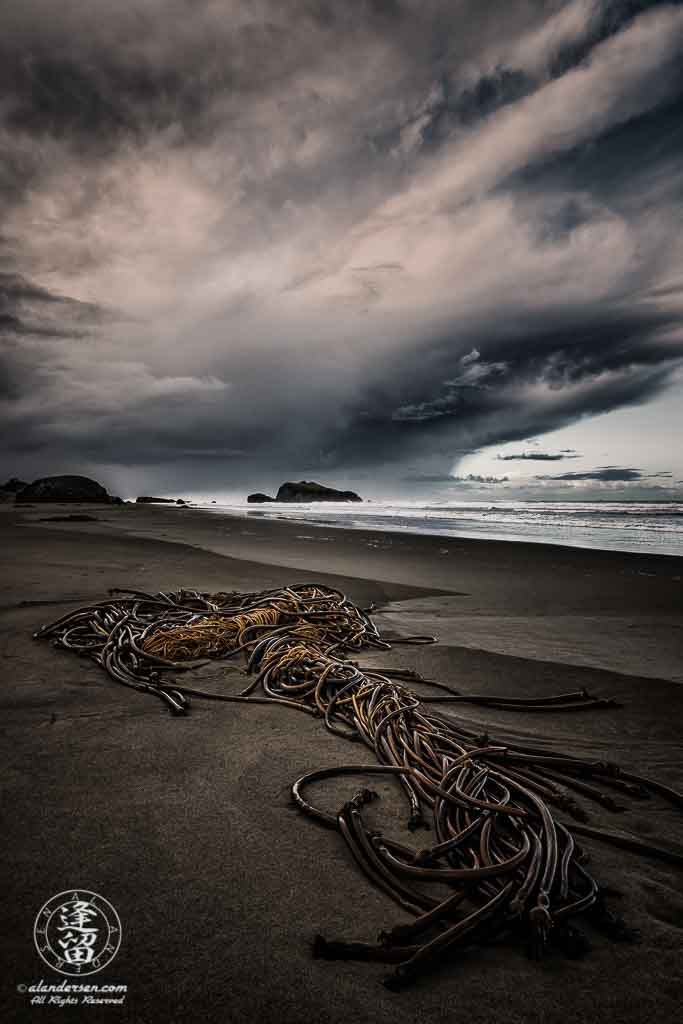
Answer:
2, 1, 683, 495
497, 452, 581, 461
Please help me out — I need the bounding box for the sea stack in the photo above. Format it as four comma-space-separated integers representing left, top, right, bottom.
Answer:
136, 496, 185, 504
275, 481, 362, 502
16, 475, 121, 503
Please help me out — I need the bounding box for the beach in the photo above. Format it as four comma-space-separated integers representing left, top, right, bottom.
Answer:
2, 501, 682, 1024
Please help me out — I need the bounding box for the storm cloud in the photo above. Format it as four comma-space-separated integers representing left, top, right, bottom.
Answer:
536, 466, 677, 481
451, 474, 510, 484
536, 466, 644, 481
2, 1, 683, 495
496, 451, 581, 461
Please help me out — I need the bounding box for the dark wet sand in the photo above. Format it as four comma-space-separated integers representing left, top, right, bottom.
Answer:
1, 503, 682, 1023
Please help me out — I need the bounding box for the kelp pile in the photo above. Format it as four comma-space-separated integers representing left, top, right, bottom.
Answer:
35, 584, 682, 988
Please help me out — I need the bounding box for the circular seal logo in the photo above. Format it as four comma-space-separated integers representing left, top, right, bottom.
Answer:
33, 890, 122, 976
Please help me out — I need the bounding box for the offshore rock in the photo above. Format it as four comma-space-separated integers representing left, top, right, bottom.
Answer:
136, 496, 179, 504
275, 480, 362, 502
247, 493, 275, 503
16, 475, 118, 503
2, 477, 28, 493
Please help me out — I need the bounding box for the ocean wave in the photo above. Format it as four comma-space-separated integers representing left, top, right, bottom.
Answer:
194, 499, 683, 557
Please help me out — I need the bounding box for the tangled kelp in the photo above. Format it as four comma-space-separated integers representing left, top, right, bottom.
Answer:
35, 584, 683, 988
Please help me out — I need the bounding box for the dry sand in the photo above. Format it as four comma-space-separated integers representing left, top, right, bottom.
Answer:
1, 502, 682, 1023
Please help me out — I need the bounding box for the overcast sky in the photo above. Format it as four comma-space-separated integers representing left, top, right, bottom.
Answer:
2, 0, 682, 500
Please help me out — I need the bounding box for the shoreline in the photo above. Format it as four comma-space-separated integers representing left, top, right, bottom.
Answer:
194, 498, 683, 559
2, 501, 682, 1023
11, 498, 683, 569
14, 490, 683, 559
4, 501, 681, 682
189, 497, 683, 561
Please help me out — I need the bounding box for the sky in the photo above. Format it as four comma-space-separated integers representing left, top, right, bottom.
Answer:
1, 0, 682, 501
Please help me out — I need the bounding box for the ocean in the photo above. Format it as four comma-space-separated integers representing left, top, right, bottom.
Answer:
194, 499, 683, 558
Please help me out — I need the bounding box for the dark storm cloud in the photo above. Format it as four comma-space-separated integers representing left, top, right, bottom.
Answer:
402, 471, 509, 485
535, 466, 644, 481
1, 1, 683, 493
402, 473, 461, 483
545, 1, 673, 71
326, 305, 683, 469
451, 474, 509, 484
0, 273, 112, 333
496, 452, 581, 461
